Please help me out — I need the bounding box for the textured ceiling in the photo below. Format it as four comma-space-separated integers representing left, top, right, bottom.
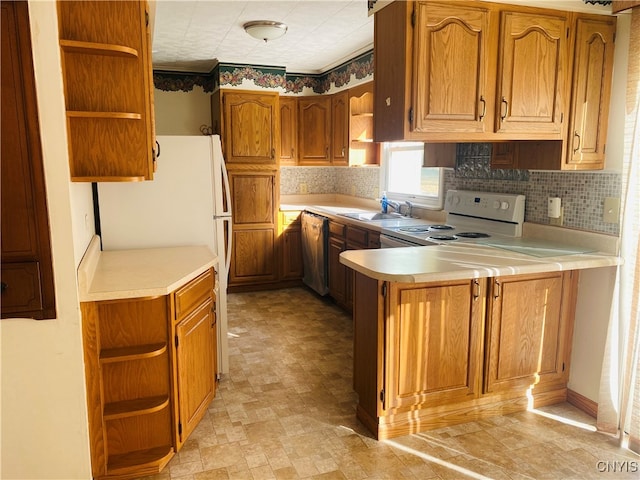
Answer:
151, 0, 613, 75
152, 0, 374, 74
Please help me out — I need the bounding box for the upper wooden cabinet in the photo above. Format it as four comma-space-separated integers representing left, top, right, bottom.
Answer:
279, 96, 298, 166
298, 96, 332, 165
496, 10, 568, 138
565, 16, 616, 170
348, 82, 379, 165
374, 0, 615, 160
412, 2, 495, 135
57, 0, 156, 182
212, 90, 279, 164
331, 91, 350, 165
1, 1, 56, 319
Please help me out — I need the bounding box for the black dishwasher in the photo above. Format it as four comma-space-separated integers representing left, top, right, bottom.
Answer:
301, 212, 329, 295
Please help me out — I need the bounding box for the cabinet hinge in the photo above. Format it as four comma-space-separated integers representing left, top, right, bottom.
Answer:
381, 282, 387, 297
175, 335, 179, 348
408, 108, 413, 125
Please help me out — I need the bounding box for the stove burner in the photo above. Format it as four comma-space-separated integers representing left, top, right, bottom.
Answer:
454, 232, 491, 239
428, 235, 457, 241
428, 224, 454, 230
397, 226, 432, 233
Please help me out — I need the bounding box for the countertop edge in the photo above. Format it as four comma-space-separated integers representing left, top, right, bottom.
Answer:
78, 239, 218, 303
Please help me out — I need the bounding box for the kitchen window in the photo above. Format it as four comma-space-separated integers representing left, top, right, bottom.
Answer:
380, 142, 444, 210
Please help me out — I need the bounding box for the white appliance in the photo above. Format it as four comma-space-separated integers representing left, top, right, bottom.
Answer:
380, 190, 526, 247
97, 135, 232, 374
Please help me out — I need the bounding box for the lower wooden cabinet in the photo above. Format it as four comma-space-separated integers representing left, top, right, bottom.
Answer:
353, 270, 578, 440
279, 211, 303, 280
81, 269, 216, 479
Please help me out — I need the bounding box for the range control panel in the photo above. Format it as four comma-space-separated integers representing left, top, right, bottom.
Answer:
445, 190, 526, 224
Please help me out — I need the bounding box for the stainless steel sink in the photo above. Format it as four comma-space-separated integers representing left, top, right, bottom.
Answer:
339, 212, 408, 221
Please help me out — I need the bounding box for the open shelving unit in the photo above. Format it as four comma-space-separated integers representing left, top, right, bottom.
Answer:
57, 0, 155, 182
81, 295, 174, 479
349, 82, 379, 166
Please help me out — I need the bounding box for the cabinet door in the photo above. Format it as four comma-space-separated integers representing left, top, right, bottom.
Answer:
229, 170, 278, 285
57, 0, 156, 181
331, 91, 349, 165
328, 236, 347, 305
279, 96, 298, 165
281, 227, 303, 280
496, 11, 567, 137
1, 1, 56, 319
222, 91, 278, 164
566, 17, 615, 169
413, 2, 493, 134
385, 279, 485, 410
298, 96, 331, 165
485, 271, 577, 394
176, 299, 216, 445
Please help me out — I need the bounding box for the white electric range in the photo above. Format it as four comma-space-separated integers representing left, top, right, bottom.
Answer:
380, 190, 526, 248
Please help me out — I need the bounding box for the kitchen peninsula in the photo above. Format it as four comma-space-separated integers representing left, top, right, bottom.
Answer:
340, 243, 620, 440
77, 237, 217, 478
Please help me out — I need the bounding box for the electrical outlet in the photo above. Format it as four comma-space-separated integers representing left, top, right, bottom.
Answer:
603, 197, 620, 224
549, 206, 564, 226
299, 183, 308, 194
350, 185, 356, 196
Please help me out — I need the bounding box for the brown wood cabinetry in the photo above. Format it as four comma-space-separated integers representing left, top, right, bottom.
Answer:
374, 0, 615, 168
298, 96, 332, 165
352, 270, 578, 440
565, 16, 616, 170
331, 91, 349, 165
496, 9, 568, 137
1, 1, 56, 319
212, 90, 279, 164
279, 96, 298, 166
328, 221, 349, 307
348, 82, 379, 165
279, 211, 304, 280
485, 271, 576, 394
81, 269, 216, 478
228, 168, 279, 288
57, 0, 156, 181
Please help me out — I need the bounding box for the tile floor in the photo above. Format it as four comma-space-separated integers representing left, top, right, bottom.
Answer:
145, 287, 638, 480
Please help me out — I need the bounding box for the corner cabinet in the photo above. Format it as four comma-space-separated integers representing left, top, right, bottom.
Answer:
81, 269, 216, 479
349, 82, 379, 165
298, 96, 332, 165
279, 96, 298, 166
331, 91, 349, 165
353, 270, 578, 440
212, 90, 279, 164
57, 0, 156, 182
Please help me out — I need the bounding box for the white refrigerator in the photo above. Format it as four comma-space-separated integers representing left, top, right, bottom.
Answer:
98, 135, 232, 374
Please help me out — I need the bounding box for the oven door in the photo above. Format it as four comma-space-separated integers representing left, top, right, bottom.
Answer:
380, 234, 424, 248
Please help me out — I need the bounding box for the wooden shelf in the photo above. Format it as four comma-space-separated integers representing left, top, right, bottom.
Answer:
66, 111, 142, 120
352, 139, 374, 144
60, 39, 139, 58
107, 445, 174, 476
71, 175, 146, 183
104, 395, 170, 420
352, 112, 374, 118
100, 343, 167, 363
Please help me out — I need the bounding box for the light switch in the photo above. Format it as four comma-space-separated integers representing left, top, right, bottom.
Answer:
603, 197, 620, 224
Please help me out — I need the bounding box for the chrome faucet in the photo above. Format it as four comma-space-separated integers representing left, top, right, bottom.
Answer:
386, 200, 401, 213
404, 201, 414, 217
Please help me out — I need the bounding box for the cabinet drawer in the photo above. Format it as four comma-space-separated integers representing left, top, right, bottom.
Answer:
368, 232, 381, 249
346, 226, 368, 247
0, 262, 43, 313
329, 221, 346, 238
174, 269, 214, 321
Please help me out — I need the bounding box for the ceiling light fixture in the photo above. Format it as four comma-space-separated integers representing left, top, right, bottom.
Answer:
243, 20, 288, 43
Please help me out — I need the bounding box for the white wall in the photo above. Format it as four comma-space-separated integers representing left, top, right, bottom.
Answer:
0, 1, 93, 478
154, 86, 212, 135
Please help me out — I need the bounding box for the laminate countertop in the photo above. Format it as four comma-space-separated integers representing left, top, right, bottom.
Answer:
77, 235, 218, 302
339, 242, 621, 283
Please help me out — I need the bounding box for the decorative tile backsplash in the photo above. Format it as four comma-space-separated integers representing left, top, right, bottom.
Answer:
280, 146, 622, 236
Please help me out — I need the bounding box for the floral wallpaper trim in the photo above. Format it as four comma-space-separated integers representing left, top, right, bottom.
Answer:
153, 50, 373, 94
